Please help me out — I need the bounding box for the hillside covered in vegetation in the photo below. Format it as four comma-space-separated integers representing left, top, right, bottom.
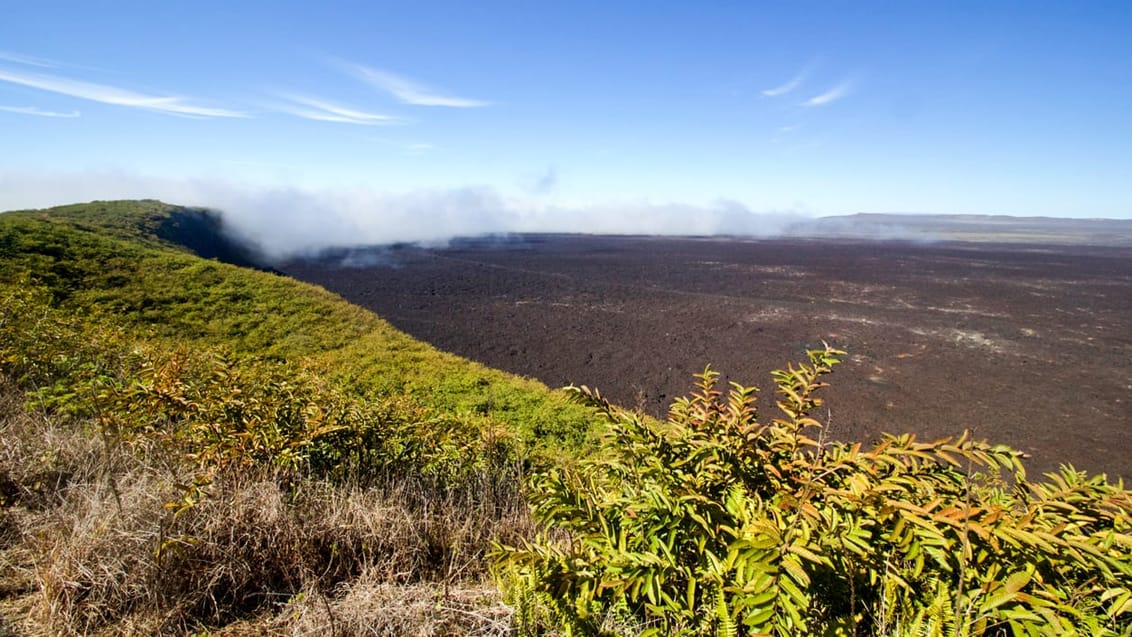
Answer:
1, 201, 1129, 636
0, 200, 595, 634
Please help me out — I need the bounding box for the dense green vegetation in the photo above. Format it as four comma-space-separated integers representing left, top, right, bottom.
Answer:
0, 200, 591, 634
496, 349, 1131, 636
0, 200, 592, 451
1, 200, 1129, 636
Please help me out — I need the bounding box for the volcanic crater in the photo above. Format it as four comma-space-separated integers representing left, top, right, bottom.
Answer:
282, 235, 1132, 479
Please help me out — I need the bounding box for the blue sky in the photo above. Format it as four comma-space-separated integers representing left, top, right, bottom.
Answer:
2, 1, 1130, 249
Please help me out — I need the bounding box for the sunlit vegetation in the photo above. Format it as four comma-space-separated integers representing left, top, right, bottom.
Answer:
0, 200, 592, 448
1, 201, 1129, 635
0, 201, 588, 634
496, 347, 1131, 636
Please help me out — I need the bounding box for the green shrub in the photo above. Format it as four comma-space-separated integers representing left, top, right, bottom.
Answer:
0, 200, 588, 632
495, 345, 1132, 636
1, 202, 595, 454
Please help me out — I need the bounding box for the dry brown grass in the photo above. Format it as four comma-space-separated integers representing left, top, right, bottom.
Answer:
0, 378, 104, 513
0, 377, 537, 636
256, 580, 513, 636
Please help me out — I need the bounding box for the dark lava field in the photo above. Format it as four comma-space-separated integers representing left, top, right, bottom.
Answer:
282, 236, 1132, 480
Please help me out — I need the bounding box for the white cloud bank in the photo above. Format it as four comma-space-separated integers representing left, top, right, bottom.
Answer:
0, 171, 807, 261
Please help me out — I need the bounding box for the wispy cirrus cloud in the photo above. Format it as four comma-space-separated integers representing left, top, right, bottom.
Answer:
370, 137, 438, 155
352, 64, 489, 108
0, 50, 59, 68
273, 93, 399, 125
762, 66, 811, 97
0, 67, 247, 118
802, 79, 854, 107
0, 105, 80, 118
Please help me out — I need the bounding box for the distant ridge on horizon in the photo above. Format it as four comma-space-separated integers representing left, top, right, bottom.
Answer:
792, 212, 1132, 246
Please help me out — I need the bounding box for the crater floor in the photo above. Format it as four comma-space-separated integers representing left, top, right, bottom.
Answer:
283, 236, 1132, 479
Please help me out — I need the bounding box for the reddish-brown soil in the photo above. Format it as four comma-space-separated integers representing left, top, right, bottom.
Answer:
282, 236, 1132, 480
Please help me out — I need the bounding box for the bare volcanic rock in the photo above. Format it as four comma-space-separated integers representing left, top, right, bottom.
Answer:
282, 235, 1132, 480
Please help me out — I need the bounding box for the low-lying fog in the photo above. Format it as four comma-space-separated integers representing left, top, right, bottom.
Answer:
0, 171, 809, 260
5, 171, 1131, 262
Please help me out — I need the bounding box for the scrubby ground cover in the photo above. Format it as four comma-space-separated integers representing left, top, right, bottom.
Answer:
498, 348, 1132, 636
1, 201, 1129, 636
0, 200, 592, 449
0, 368, 525, 635
0, 201, 590, 634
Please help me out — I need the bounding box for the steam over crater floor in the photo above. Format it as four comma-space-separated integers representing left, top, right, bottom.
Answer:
282, 235, 1132, 480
